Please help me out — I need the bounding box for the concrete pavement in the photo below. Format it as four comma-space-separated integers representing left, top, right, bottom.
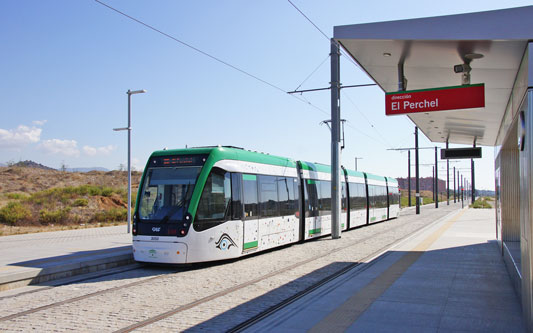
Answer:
0, 225, 133, 291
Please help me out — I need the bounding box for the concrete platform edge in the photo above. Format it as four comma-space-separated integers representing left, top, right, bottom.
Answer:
0, 250, 134, 291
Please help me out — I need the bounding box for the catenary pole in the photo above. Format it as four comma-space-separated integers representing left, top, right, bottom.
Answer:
432, 166, 435, 202
435, 146, 438, 208
415, 126, 420, 214
453, 166, 456, 203
461, 174, 464, 208
471, 142, 476, 203
446, 142, 449, 205
330, 39, 341, 239
127, 92, 131, 233
408, 150, 411, 207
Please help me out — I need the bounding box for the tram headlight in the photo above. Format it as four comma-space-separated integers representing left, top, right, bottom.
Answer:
132, 215, 137, 236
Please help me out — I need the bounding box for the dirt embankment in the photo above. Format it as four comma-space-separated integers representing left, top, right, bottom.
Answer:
0, 166, 143, 235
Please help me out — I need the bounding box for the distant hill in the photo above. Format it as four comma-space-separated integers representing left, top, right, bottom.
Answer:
13, 160, 55, 170
3, 161, 109, 173
66, 167, 109, 173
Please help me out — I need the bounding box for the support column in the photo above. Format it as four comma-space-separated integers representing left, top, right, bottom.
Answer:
471, 142, 476, 203
435, 146, 438, 208
461, 174, 464, 208
408, 150, 411, 207
432, 166, 435, 202
457, 169, 460, 204
453, 166, 456, 203
330, 39, 341, 239
415, 127, 420, 214
446, 142, 449, 205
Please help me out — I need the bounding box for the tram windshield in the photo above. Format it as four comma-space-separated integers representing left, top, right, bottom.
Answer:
138, 166, 201, 222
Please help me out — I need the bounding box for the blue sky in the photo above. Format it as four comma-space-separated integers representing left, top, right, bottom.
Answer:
1, 1, 530, 190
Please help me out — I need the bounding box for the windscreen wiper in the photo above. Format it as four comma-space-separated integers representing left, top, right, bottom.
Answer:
160, 184, 191, 224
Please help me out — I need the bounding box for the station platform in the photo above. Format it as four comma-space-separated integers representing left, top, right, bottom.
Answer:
0, 225, 133, 292
245, 207, 525, 332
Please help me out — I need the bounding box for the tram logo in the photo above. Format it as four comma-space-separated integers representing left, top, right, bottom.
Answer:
215, 233, 237, 251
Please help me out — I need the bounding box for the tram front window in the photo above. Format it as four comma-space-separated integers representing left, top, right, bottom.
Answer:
139, 166, 201, 222
194, 168, 231, 232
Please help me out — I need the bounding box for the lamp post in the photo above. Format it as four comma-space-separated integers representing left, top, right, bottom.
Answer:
114, 89, 146, 233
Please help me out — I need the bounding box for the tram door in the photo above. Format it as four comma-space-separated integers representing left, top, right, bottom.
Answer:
305, 180, 320, 235
242, 174, 259, 251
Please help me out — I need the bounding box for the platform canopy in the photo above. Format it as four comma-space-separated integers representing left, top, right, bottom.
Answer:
334, 6, 533, 146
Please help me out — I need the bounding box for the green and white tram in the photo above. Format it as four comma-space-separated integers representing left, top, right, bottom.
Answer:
132, 146, 400, 264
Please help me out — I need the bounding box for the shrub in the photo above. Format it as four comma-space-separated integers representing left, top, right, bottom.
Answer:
75, 185, 90, 196
73, 198, 89, 207
39, 207, 71, 224
91, 208, 127, 223
88, 186, 102, 196
470, 198, 493, 209
5, 193, 28, 200
101, 187, 114, 197
0, 202, 32, 225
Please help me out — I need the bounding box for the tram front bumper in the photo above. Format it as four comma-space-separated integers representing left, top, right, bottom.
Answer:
133, 241, 188, 264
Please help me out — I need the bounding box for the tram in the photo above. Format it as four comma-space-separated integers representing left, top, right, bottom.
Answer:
132, 146, 400, 264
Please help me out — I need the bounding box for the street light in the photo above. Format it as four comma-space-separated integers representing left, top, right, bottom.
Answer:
114, 89, 146, 233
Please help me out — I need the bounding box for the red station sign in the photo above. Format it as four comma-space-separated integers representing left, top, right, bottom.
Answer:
385, 84, 485, 116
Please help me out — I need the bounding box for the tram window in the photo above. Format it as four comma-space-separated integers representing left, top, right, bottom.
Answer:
195, 168, 231, 231
231, 173, 243, 220
243, 174, 258, 219
278, 177, 298, 216
375, 185, 387, 208
368, 185, 376, 208
305, 179, 319, 218
375, 185, 383, 208
259, 175, 279, 217
349, 182, 366, 211
341, 182, 347, 212
389, 187, 399, 206
294, 179, 299, 203
319, 181, 331, 216
139, 166, 201, 221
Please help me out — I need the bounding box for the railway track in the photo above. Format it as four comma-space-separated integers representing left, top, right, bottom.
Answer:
0, 204, 461, 332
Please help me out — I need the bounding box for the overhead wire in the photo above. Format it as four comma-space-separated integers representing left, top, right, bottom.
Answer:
287, 0, 399, 149
93, 0, 329, 115
343, 121, 389, 148
341, 91, 393, 148
287, 0, 329, 40
293, 54, 330, 92
287, 0, 362, 72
